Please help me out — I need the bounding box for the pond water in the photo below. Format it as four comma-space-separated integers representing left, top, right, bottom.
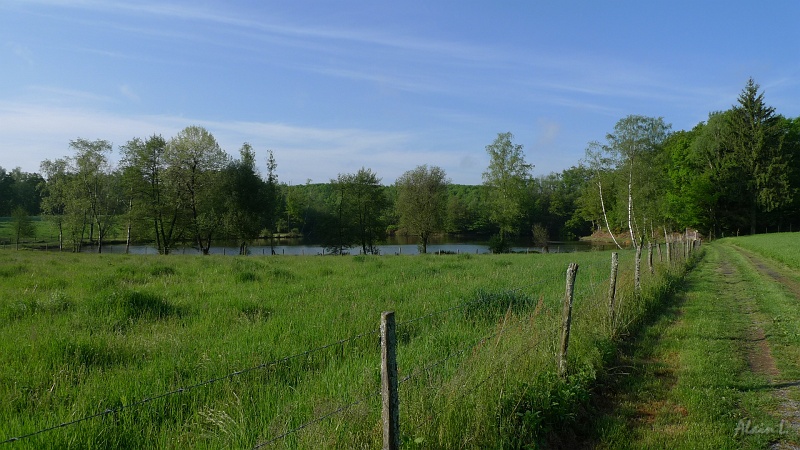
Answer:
83, 235, 618, 255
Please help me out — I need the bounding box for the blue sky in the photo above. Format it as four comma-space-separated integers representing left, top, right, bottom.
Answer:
2, 1, 799, 185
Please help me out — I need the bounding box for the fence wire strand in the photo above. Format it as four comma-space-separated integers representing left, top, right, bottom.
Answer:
396, 270, 566, 330
1, 325, 381, 445
252, 389, 379, 449
4, 255, 633, 447
399, 329, 501, 386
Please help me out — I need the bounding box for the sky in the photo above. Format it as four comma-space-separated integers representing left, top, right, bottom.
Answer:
2, 1, 800, 185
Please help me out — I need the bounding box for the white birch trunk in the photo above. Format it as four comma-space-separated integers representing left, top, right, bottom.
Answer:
598, 181, 623, 250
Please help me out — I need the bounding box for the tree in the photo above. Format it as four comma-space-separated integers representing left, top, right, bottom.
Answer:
0, 167, 11, 216
119, 137, 148, 253
39, 158, 70, 251
727, 78, 792, 234
120, 135, 186, 254
582, 143, 622, 248
604, 115, 671, 247
321, 168, 387, 255
263, 150, 281, 253
223, 143, 268, 254
395, 165, 449, 253
0, 167, 43, 216
165, 126, 229, 255
68, 139, 118, 253
482, 132, 533, 247
350, 168, 388, 255
324, 173, 356, 255
11, 206, 35, 250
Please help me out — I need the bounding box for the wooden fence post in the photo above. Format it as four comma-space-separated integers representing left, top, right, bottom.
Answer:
381, 312, 399, 450
634, 243, 642, 293
558, 263, 579, 378
666, 240, 671, 265
608, 252, 619, 336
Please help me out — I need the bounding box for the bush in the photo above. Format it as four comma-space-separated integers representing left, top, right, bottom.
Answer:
488, 233, 512, 253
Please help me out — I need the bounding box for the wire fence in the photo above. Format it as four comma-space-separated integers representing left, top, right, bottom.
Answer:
1, 242, 697, 447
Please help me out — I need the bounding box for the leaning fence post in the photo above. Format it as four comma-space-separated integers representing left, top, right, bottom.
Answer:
608, 252, 619, 336
558, 263, 579, 378
381, 312, 399, 450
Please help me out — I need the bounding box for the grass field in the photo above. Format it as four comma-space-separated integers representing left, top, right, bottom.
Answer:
722, 232, 800, 272
0, 216, 62, 249
0, 245, 692, 448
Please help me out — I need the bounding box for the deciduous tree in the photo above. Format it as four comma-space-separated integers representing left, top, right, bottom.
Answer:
482, 132, 533, 247
395, 165, 449, 253
165, 126, 229, 255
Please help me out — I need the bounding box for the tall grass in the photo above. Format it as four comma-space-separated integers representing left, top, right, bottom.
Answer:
0, 246, 694, 448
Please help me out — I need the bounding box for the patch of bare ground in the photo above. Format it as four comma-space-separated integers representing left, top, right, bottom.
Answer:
724, 250, 800, 449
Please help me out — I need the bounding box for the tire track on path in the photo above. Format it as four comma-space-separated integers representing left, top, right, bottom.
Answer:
726, 245, 800, 449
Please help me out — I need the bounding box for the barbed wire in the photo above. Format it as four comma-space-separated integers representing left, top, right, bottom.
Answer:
3, 257, 633, 446
398, 330, 501, 386
0, 325, 381, 445
252, 389, 379, 449
396, 270, 568, 330
403, 316, 558, 440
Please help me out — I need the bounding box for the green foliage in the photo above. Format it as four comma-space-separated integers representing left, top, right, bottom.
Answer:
727, 78, 793, 233
10, 207, 35, 249
166, 126, 231, 254
321, 168, 388, 255
0, 167, 43, 216
482, 132, 533, 238
395, 165, 449, 253
487, 232, 512, 253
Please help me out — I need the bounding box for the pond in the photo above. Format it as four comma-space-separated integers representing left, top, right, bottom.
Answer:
81, 235, 618, 255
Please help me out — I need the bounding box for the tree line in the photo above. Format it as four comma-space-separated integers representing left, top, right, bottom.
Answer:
2, 79, 798, 253
579, 78, 800, 246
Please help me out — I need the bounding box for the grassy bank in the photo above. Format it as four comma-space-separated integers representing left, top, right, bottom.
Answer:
0, 246, 691, 448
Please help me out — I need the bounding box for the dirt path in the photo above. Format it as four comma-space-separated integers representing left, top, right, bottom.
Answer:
586, 244, 800, 448
727, 246, 800, 449
718, 258, 781, 382
733, 246, 800, 300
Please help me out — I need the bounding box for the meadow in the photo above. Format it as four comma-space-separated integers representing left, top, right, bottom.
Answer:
0, 245, 692, 448
720, 233, 800, 271
0, 217, 58, 249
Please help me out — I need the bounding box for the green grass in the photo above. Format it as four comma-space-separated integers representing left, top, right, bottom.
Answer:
722, 232, 800, 271
589, 236, 800, 449
0, 247, 690, 448
0, 216, 59, 248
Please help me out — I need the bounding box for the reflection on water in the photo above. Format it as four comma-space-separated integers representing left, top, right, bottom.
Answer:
80, 236, 617, 255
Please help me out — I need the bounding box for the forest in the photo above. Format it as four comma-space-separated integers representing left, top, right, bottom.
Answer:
1, 78, 798, 254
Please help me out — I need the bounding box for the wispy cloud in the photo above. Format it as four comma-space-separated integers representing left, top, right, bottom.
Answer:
6, 42, 34, 65
24, 85, 113, 104
0, 101, 425, 184
119, 85, 139, 103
